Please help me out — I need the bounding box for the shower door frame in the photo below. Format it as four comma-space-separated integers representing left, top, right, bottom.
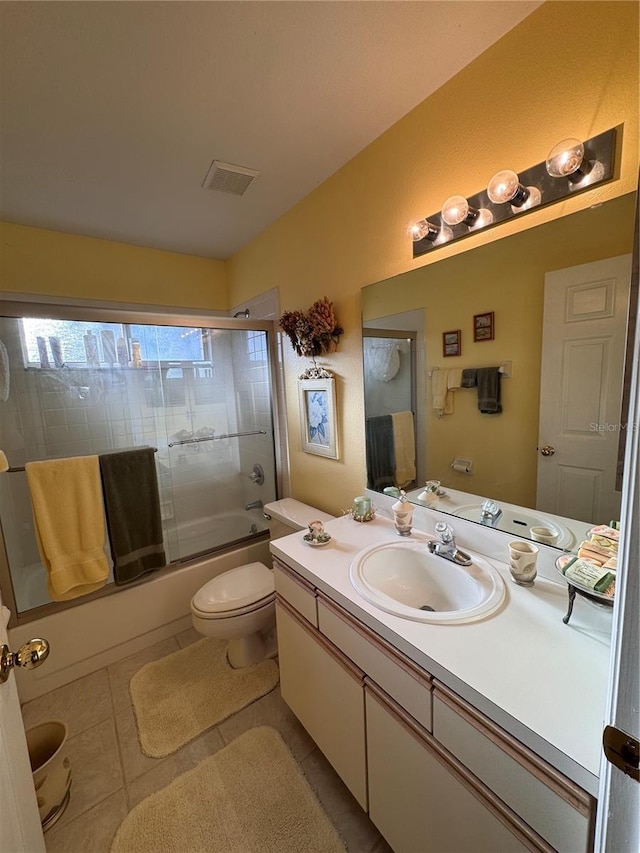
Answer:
0, 294, 285, 628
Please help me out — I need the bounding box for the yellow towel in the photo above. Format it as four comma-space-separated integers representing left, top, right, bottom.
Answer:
391, 411, 416, 488
26, 457, 110, 601
431, 369, 454, 416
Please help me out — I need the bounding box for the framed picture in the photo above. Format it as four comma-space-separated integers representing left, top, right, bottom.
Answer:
298, 378, 339, 459
442, 330, 461, 357
473, 311, 495, 342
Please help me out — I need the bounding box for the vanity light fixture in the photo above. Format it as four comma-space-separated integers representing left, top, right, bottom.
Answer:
441, 195, 494, 230
545, 137, 605, 189
410, 126, 618, 259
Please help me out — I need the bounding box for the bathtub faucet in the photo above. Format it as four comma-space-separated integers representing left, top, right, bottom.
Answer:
245, 500, 263, 511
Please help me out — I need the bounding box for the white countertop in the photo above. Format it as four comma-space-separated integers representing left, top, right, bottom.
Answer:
271, 513, 613, 797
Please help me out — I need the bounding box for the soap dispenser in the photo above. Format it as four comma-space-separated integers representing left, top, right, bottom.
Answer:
392, 490, 413, 537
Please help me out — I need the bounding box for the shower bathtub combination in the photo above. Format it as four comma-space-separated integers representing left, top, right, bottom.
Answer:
0, 299, 280, 700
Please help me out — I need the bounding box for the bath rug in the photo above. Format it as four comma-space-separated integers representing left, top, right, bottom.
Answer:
130, 638, 279, 758
111, 726, 345, 853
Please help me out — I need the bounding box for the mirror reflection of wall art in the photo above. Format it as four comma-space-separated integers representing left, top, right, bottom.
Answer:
442, 330, 462, 357
473, 311, 495, 342
298, 377, 338, 459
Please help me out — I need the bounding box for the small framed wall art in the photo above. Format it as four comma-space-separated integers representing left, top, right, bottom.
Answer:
442, 330, 461, 357
473, 311, 495, 342
298, 377, 339, 459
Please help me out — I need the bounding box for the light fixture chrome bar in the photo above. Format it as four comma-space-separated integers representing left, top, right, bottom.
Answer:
168, 430, 267, 447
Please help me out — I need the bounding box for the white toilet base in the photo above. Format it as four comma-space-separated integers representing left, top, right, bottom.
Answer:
191, 598, 276, 668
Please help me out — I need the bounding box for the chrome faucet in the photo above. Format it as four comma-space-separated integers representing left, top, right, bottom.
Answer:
245, 499, 263, 511
480, 499, 502, 526
427, 522, 472, 566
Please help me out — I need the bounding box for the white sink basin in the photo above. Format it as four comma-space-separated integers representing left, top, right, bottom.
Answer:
349, 539, 505, 624
452, 504, 572, 547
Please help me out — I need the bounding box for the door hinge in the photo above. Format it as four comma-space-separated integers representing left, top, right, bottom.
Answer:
603, 725, 640, 782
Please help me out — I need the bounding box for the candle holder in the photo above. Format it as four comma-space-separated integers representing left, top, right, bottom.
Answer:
350, 496, 375, 522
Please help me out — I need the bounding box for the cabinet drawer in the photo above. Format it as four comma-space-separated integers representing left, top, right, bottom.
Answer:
318, 595, 432, 731
366, 684, 534, 853
274, 559, 318, 627
275, 600, 367, 809
433, 683, 594, 852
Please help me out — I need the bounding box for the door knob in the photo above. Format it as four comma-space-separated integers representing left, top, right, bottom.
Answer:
0, 638, 50, 683
540, 445, 556, 456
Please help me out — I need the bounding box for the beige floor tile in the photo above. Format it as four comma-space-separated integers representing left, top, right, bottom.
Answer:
125, 726, 225, 810
107, 637, 179, 714
56, 719, 124, 828
217, 685, 316, 763
44, 790, 128, 853
22, 669, 112, 739
175, 626, 201, 648
302, 747, 384, 853
114, 704, 163, 783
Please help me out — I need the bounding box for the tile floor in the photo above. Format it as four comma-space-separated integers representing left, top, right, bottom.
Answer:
21, 627, 391, 853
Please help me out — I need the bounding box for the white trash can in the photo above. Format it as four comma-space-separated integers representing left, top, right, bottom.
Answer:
26, 720, 71, 831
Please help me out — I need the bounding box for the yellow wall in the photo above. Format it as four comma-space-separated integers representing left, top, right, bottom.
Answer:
226, 1, 639, 516
363, 194, 636, 507
0, 222, 228, 310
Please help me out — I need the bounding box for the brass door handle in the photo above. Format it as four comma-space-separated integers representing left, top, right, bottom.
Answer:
540, 445, 556, 457
1, 639, 50, 683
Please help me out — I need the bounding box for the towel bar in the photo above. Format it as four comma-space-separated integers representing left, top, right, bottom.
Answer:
4, 447, 159, 473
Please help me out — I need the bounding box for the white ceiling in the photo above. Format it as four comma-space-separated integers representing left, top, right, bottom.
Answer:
0, 1, 541, 260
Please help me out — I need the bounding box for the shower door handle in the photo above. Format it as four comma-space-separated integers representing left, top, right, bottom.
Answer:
1, 638, 50, 683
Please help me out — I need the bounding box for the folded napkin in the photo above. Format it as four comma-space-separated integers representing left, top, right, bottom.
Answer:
99, 448, 166, 585
26, 456, 110, 601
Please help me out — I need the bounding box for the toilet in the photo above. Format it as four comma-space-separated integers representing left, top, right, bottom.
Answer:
190, 499, 334, 668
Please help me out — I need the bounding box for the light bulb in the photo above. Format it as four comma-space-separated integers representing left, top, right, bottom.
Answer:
487, 169, 542, 210
546, 137, 604, 188
408, 219, 452, 244
407, 220, 430, 241
441, 195, 478, 227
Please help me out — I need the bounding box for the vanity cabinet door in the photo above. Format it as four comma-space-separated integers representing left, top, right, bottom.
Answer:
366, 683, 542, 853
275, 600, 367, 809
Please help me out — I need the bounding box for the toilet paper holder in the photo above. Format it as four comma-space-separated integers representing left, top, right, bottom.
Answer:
451, 457, 473, 474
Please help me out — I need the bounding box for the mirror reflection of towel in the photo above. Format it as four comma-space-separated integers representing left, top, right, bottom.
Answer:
476, 367, 502, 414
391, 411, 416, 488
99, 448, 166, 585
366, 416, 395, 490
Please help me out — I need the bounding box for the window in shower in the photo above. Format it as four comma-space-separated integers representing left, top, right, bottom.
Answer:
0, 307, 278, 617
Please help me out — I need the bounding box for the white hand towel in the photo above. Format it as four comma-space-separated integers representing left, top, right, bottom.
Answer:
431, 369, 455, 416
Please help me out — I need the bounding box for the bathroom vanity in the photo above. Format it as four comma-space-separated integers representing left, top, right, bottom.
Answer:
271, 514, 612, 853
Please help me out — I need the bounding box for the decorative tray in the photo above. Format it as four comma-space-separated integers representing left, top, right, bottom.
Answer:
555, 555, 615, 604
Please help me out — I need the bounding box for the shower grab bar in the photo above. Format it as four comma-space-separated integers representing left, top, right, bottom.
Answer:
4, 447, 159, 473
168, 430, 267, 448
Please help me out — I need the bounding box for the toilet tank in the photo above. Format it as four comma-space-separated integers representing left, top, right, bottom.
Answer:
263, 498, 335, 539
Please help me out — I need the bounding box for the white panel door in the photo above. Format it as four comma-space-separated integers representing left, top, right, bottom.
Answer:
0, 593, 45, 853
537, 255, 632, 522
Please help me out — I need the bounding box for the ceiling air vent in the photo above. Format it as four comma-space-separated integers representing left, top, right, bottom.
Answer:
201, 160, 261, 196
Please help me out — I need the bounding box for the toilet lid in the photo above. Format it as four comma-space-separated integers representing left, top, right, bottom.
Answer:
192, 562, 274, 614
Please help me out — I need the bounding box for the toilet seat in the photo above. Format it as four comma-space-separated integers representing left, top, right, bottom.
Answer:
191, 562, 274, 617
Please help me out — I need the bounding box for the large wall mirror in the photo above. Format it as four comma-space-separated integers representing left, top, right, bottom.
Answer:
362, 191, 638, 550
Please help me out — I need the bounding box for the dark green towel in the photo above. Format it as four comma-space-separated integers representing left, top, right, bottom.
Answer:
366, 415, 396, 490
99, 448, 166, 585
476, 367, 502, 414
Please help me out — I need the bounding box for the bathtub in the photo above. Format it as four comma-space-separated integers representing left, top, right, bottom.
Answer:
12, 507, 269, 614
168, 508, 268, 560
9, 535, 272, 703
